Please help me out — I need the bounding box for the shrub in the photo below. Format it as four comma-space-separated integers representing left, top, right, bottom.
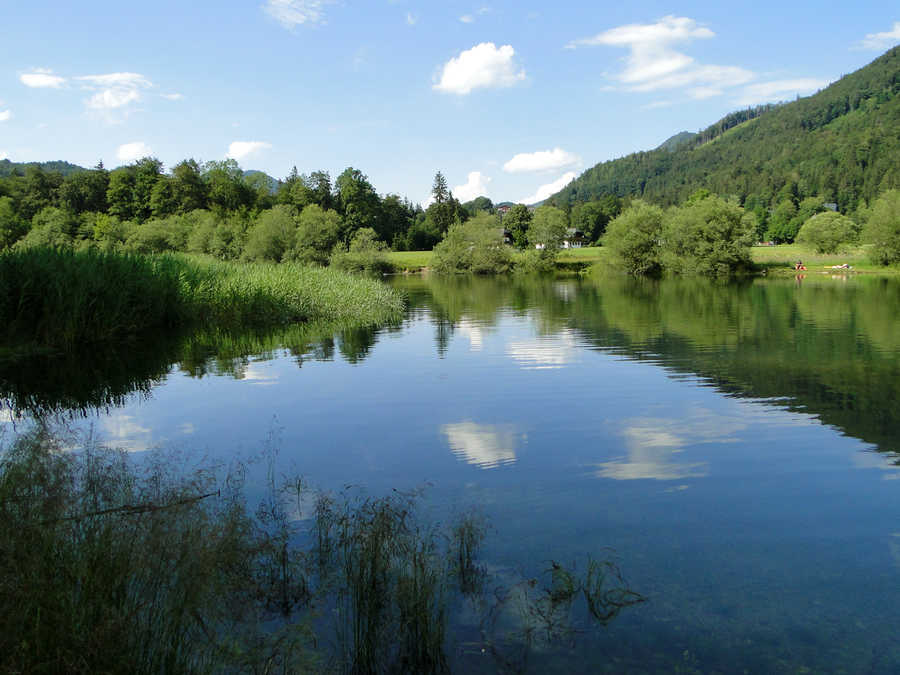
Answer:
290, 204, 342, 265
432, 213, 511, 274
796, 211, 859, 253
520, 205, 570, 273
862, 190, 900, 265
243, 204, 297, 262
602, 201, 664, 275
661, 194, 755, 275
330, 227, 392, 274
14, 207, 77, 251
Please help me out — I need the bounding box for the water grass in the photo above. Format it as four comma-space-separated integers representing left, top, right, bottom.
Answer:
0, 425, 647, 673
0, 248, 405, 351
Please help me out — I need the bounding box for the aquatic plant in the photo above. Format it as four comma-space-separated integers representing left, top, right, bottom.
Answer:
0, 248, 405, 351
0, 425, 645, 673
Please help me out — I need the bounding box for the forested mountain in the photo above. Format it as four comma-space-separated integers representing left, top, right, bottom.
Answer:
550, 46, 900, 215
655, 131, 697, 153
0, 159, 87, 178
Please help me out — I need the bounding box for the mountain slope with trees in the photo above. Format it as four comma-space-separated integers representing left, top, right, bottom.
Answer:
550, 46, 900, 218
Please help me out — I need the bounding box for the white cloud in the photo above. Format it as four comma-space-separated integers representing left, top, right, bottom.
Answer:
20, 68, 66, 88
519, 171, 577, 205
75, 72, 153, 111
568, 16, 754, 96
689, 86, 722, 100
76, 72, 152, 88
503, 147, 581, 174
433, 42, 526, 95
0, 151, 8, 161
0, 110, 11, 122
736, 78, 829, 105
117, 141, 153, 162
859, 21, 900, 50
460, 14, 474, 23
406, 12, 417, 26
86, 89, 141, 110
160, 92, 184, 101
264, 0, 332, 29
226, 141, 272, 161
453, 171, 491, 201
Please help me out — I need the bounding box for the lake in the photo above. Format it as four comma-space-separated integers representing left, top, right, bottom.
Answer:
4, 272, 900, 672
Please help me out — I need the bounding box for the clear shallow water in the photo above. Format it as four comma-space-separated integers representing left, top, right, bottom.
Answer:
4, 273, 900, 672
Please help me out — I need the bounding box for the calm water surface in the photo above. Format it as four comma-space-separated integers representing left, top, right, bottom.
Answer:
4, 273, 900, 672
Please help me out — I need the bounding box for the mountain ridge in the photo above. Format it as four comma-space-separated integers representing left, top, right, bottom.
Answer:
549, 46, 900, 214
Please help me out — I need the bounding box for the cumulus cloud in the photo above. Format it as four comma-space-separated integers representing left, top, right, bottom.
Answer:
453, 171, 491, 201
20, 68, 66, 88
0, 151, 8, 161
567, 16, 753, 98
519, 171, 577, 205
76, 72, 153, 110
503, 147, 581, 174
736, 78, 829, 105
264, 0, 333, 29
460, 15, 474, 23
160, 92, 184, 101
0, 110, 11, 122
859, 21, 900, 50
117, 141, 153, 162
226, 141, 272, 161
433, 42, 526, 95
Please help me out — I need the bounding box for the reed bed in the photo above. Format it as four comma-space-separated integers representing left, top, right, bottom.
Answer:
0, 248, 405, 350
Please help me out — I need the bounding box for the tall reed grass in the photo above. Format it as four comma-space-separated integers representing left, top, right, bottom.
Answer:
0, 248, 405, 351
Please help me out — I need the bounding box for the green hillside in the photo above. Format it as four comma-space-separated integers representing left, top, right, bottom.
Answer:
550, 46, 900, 214
0, 159, 88, 178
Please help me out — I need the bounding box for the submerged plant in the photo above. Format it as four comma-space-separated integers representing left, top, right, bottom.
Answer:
450, 509, 488, 596
0, 425, 646, 674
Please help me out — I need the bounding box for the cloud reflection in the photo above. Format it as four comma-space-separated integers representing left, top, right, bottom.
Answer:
101, 413, 153, 453
240, 363, 279, 386
506, 329, 579, 370
456, 319, 484, 351
442, 421, 517, 469
592, 408, 748, 481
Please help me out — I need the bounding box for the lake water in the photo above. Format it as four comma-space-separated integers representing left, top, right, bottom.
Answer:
4, 273, 900, 672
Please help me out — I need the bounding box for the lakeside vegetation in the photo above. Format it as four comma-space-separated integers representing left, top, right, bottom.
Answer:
0, 248, 404, 352
0, 425, 645, 673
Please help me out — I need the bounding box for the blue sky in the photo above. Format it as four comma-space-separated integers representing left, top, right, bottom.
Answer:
1, 1, 898, 206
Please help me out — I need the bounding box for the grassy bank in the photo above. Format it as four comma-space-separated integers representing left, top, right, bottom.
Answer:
748, 243, 899, 274
387, 246, 608, 274
388, 243, 900, 277
0, 249, 405, 351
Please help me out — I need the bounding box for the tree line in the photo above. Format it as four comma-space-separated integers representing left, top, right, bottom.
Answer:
0, 157, 629, 269
0, 159, 483, 256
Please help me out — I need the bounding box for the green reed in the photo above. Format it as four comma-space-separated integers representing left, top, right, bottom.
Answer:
0, 248, 405, 351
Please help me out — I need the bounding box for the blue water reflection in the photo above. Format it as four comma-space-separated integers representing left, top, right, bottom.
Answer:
4, 274, 900, 671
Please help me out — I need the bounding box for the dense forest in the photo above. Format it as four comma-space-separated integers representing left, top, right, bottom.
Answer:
0, 155, 489, 258
550, 47, 900, 224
